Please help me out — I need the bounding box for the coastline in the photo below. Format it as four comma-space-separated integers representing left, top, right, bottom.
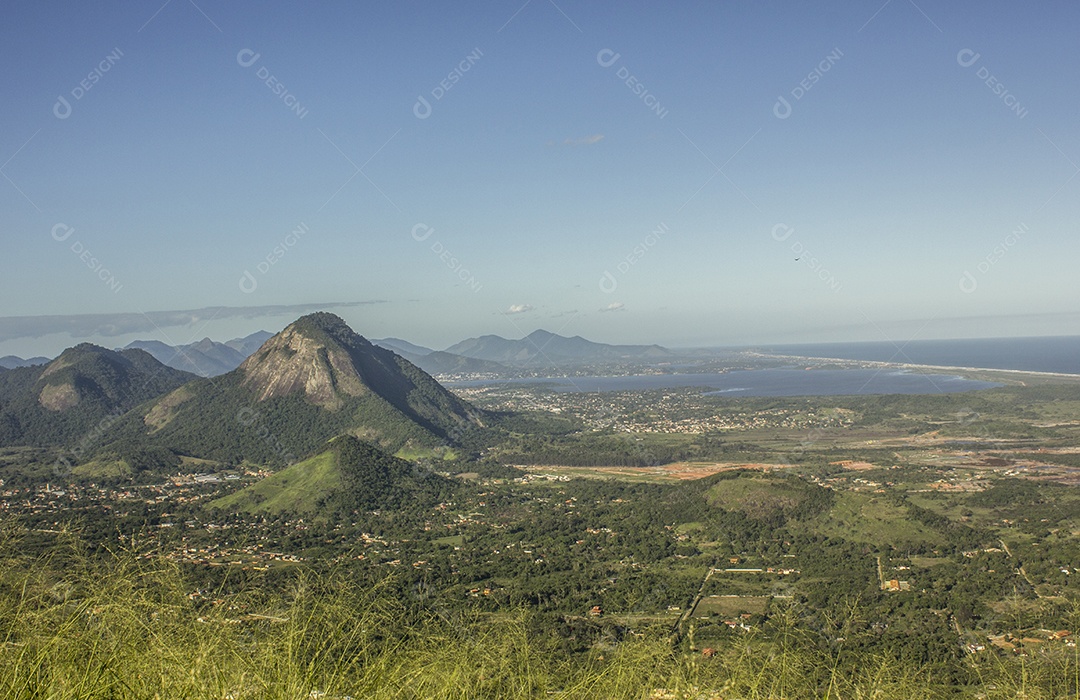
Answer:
760, 352, 1080, 385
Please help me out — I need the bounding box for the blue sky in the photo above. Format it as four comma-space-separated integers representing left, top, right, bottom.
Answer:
2, 0, 1078, 357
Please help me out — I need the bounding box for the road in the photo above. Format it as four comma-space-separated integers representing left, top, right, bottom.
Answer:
673, 563, 717, 641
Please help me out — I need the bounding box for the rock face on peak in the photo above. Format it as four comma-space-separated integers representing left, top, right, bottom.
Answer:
102, 313, 487, 466
239, 322, 370, 409
239, 313, 484, 422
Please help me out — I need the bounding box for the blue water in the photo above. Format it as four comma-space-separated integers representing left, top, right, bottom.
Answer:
760, 336, 1080, 375
446, 368, 1001, 397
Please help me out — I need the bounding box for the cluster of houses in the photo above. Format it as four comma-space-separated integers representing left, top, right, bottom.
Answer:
976, 629, 1075, 654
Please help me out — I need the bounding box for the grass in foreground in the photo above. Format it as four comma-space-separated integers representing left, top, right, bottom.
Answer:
2, 532, 1079, 699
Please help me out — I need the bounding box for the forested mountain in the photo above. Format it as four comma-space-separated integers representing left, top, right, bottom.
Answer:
0, 345, 196, 447
97, 313, 486, 466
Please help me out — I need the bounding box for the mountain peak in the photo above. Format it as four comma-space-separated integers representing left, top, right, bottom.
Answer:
233, 314, 483, 443
240, 315, 371, 410
525, 329, 558, 342
290, 312, 356, 342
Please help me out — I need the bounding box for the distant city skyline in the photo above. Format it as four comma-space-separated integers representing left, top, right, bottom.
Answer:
3, 2, 1078, 358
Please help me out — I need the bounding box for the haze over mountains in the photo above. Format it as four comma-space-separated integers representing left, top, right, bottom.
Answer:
0, 332, 273, 377
2, 328, 675, 379
0, 356, 51, 370
123, 331, 274, 377
445, 329, 672, 366
0, 313, 488, 475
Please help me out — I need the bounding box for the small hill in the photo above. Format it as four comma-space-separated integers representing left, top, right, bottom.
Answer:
0, 345, 196, 447
445, 329, 672, 366
808, 491, 951, 549
689, 471, 977, 550
102, 313, 486, 465
211, 435, 452, 514
698, 472, 834, 525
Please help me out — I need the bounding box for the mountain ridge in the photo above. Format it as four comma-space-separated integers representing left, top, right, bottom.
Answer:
444, 329, 672, 366
123, 330, 271, 377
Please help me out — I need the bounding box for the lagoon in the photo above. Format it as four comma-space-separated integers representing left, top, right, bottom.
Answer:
445, 368, 1002, 397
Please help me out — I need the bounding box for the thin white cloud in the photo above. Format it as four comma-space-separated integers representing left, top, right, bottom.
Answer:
599, 302, 625, 313
565, 133, 609, 145
505, 304, 535, 315
553, 134, 605, 146
0, 302, 382, 343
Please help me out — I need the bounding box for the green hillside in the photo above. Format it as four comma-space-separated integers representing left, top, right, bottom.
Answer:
211, 435, 454, 514
0, 344, 195, 448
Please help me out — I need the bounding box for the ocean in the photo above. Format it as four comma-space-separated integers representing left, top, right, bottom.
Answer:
759, 335, 1080, 375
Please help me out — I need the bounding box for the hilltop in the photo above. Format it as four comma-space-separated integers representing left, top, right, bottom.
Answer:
211, 434, 454, 514
0, 344, 195, 447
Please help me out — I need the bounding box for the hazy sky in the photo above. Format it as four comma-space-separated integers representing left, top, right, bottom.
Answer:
2, 1, 1078, 357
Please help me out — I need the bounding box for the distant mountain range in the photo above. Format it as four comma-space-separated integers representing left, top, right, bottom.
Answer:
371, 330, 673, 371
444, 329, 672, 366
0, 331, 273, 377
370, 338, 508, 375
0, 315, 683, 511
123, 331, 274, 377
3, 327, 672, 380
0, 356, 52, 369
372, 337, 436, 357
